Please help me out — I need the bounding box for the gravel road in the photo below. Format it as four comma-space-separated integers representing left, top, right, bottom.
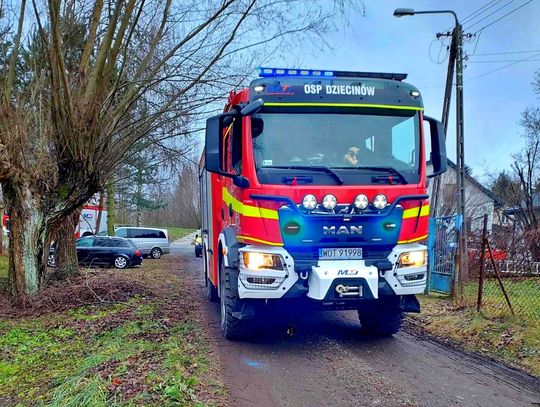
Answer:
171, 241, 540, 407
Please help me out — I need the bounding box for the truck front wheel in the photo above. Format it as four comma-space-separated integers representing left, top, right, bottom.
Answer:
219, 262, 254, 340
358, 301, 403, 337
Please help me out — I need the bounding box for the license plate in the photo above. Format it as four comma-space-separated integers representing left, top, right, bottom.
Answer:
318, 247, 363, 260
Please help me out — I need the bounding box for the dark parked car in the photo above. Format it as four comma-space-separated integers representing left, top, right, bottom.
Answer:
49, 236, 143, 269
76, 236, 143, 268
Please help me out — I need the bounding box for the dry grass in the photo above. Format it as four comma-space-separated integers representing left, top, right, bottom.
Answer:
0, 258, 227, 406
408, 294, 540, 377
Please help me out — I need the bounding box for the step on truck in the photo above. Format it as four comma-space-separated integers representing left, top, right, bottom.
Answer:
200, 67, 447, 339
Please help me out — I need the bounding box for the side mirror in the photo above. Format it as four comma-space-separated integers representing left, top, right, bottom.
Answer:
424, 115, 447, 178
240, 98, 264, 116
204, 114, 229, 175
204, 99, 263, 188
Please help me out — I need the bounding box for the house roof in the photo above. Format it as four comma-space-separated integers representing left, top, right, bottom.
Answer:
428, 159, 503, 207
504, 192, 540, 215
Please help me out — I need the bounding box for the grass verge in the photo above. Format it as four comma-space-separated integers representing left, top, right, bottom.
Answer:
166, 227, 197, 242
408, 294, 540, 377
0, 259, 226, 406
0, 255, 8, 291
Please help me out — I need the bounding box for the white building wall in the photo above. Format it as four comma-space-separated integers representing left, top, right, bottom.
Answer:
427, 165, 495, 233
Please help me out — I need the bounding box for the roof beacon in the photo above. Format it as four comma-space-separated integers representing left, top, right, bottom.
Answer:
257, 67, 408, 81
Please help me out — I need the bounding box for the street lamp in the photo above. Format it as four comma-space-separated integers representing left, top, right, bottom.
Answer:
393, 8, 458, 24
393, 7, 467, 298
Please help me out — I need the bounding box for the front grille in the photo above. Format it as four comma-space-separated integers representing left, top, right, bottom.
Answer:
239, 274, 286, 290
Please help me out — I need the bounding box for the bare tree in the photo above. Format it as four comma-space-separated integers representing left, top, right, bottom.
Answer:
0, 0, 349, 295
509, 118, 540, 260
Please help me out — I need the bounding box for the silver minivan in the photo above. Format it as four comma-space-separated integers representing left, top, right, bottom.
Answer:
115, 227, 170, 259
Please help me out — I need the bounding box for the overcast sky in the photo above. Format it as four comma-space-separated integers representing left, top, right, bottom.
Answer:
263, 0, 540, 182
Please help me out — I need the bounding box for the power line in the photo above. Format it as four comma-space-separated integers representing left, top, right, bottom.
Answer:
471, 0, 535, 33
418, 51, 540, 88
467, 59, 540, 63
464, 0, 524, 31
467, 51, 540, 80
443, 0, 505, 32
472, 49, 540, 56
461, 0, 508, 25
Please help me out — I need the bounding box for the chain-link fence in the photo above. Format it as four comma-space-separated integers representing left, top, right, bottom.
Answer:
462, 220, 540, 321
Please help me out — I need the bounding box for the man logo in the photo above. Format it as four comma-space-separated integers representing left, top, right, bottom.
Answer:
322, 225, 362, 235
337, 269, 359, 276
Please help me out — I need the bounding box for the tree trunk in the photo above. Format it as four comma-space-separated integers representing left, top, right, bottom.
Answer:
107, 183, 116, 236
135, 171, 142, 226
95, 192, 105, 234
6, 186, 48, 296
52, 212, 79, 276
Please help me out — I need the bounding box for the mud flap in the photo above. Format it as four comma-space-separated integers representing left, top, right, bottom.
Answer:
399, 295, 421, 313
231, 300, 257, 320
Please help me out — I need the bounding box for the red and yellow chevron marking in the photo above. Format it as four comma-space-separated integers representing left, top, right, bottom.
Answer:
222, 188, 283, 246
398, 202, 430, 244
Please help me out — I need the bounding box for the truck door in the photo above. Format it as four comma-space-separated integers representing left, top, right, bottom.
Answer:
222, 117, 243, 229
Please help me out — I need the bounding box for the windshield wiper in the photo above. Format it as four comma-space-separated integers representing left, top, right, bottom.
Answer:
266, 165, 344, 185
334, 166, 408, 184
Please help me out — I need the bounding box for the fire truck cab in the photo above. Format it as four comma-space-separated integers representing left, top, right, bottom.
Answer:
200, 67, 447, 340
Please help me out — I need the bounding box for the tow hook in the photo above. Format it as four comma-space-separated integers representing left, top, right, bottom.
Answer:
335, 284, 363, 298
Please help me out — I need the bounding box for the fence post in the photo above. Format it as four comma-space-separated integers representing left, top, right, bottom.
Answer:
486, 239, 515, 316
477, 214, 488, 312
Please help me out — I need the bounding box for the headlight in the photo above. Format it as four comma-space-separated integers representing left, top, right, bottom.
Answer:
302, 194, 317, 210
354, 194, 369, 209
322, 194, 337, 210
397, 250, 427, 268
373, 194, 388, 209
242, 252, 285, 270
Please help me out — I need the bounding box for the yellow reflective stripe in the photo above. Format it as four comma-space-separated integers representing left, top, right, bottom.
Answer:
402, 205, 430, 219
264, 102, 423, 111
222, 188, 279, 220
237, 235, 283, 246
398, 234, 428, 244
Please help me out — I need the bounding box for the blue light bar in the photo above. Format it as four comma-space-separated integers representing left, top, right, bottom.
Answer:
258, 67, 334, 78
257, 67, 407, 81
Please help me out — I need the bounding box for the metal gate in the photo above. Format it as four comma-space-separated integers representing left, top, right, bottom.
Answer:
427, 215, 462, 294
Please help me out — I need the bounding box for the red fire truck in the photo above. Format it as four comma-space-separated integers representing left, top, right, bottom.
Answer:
200, 67, 447, 339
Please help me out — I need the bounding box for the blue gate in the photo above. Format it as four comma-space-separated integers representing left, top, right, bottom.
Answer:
427, 215, 462, 294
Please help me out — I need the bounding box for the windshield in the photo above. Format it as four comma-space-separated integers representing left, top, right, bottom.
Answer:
252, 111, 420, 185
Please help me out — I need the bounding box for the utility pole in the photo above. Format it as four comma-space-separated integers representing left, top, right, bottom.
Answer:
455, 22, 468, 295
431, 29, 457, 218
393, 8, 469, 298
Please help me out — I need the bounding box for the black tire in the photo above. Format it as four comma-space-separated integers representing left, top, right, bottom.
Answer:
150, 247, 162, 259
358, 303, 403, 337
114, 256, 128, 269
219, 261, 254, 340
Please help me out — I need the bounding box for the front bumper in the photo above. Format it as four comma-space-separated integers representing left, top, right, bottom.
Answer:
237, 243, 427, 300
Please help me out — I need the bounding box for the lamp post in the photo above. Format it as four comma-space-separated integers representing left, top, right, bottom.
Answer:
394, 8, 467, 298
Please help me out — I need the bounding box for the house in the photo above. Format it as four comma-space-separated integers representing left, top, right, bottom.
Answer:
503, 192, 540, 225
427, 159, 502, 233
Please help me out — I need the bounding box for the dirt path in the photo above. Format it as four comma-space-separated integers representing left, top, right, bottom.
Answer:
171, 243, 540, 407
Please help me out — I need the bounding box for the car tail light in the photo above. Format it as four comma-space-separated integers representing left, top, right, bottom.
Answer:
135, 249, 141, 257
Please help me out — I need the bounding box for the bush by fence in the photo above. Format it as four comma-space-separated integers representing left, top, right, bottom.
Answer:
463, 223, 540, 321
